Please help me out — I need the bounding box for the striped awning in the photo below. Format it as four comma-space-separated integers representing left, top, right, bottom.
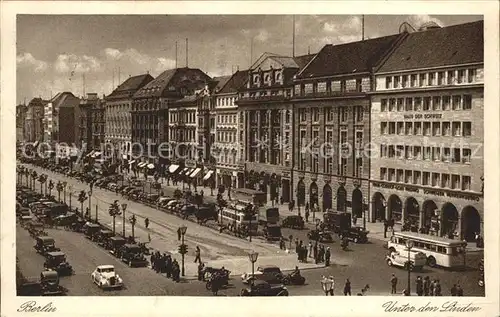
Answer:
147, 163, 155, 169
203, 170, 214, 181
128, 160, 136, 164
168, 164, 180, 173
190, 167, 202, 178
138, 162, 147, 168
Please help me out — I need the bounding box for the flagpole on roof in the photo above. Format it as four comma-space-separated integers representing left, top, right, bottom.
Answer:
292, 15, 296, 57
175, 41, 178, 68
362, 15, 365, 40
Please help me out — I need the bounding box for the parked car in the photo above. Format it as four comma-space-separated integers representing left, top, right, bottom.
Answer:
91, 265, 124, 289
44, 251, 74, 276
241, 265, 284, 284
307, 229, 334, 243
281, 215, 305, 230
107, 236, 127, 255
95, 229, 114, 247
119, 244, 149, 267
386, 250, 426, 271
34, 236, 60, 256
84, 223, 101, 240
39, 271, 66, 296
240, 280, 288, 296
339, 227, 369, 244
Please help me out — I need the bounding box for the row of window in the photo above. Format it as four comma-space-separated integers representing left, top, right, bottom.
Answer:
384, 68, 478, 89
379, 168, 472, 191
380, 95, 472, 112
216, 97, 237, 108
298, 106, 364, 123
168, 128, 196, 142
380, 121, 472, 137
380, 145, 472, 164
217, 114, 237, 125
169, 111, 197, 124
298, 128, 364, 150
295, 78, 364, 96
217, 151, 239, 165
297, 155, 364, 178
217, 131, 237, 143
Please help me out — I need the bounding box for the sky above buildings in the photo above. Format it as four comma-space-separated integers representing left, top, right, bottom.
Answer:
17, 14, 482, 104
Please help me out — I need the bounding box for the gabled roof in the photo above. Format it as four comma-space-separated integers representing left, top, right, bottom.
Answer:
218, 70, 249, 94
107, 74, 154, 99
134, 69, 178, 98
293, 54, 317, 70
250, 52, 281, 70
49, 92, 79, 108
212, 75, 232, 92
297, 33, 404, 79
377, 20, 483, 73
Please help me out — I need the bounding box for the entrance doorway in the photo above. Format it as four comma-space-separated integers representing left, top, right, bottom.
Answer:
336, 186, 347, 212
461, 206, 481, 242
322, 184, 332, 211
441, 203, 459, 237
404, 197, 420, 229
281, 179, 290, 203
387, 195, 402, 223
309, 182, 319, 208
422, 200, 439, 235
372, 192, 386, 221
297, 179, 306, 207
351, 188, 363, 218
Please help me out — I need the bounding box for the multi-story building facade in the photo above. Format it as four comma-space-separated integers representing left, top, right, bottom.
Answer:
369, 20, 483, 241
105, 74, 153, 162
237, 53, 315, 203
291, 34, 405, 219
43, 92, 80, 144
78, 93, 100, 151
16, 104, 28, 143
132, 68, 211, 173
91, 96, 106, 152
213, 71, 248, 188
25, 98, 47, 143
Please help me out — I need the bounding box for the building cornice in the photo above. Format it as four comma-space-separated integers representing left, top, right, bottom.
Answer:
375, 62, 483, 76
367, 83, 484, 95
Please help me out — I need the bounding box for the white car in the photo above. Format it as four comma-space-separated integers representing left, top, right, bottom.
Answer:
91, 265, 124, 289
386, 251, 426, 271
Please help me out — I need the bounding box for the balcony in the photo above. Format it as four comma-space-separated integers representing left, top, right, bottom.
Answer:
293, 90, 364, 100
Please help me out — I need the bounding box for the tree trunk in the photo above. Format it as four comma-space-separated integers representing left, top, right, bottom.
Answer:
113, 216, 116, 234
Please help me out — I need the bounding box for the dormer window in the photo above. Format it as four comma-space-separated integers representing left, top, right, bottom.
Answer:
265, 74, 270, 82
276, 73, 281, 81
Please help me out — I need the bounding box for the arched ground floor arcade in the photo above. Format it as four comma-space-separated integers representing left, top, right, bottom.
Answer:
369, 187, 483, 242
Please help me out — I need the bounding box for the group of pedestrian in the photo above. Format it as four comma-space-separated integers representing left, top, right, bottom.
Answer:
391, 274, 458, 296
150, 251, 181, 282
311, 241, 331, 266
295, 240, 308, 262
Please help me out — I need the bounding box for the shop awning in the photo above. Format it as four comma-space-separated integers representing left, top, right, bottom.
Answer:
33, 141, 39, 147
190, 167, 202, 178
168, 164, 180, 173
147, 163, 155, 169
86, 150, 95, 157
122, 155, 128, 159
92, 151, 102, 158
180, 167, 189, 175
203, 170, 214, 181
138, 162, 147, 168
129, 160, 136, 164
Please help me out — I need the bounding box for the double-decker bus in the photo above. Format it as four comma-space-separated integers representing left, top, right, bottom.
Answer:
220, 201, 258, 233
387, 232, 467, 269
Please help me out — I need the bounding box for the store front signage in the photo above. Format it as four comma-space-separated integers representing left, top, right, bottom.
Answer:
373, 182, 481, 202
403, 113, 442, 119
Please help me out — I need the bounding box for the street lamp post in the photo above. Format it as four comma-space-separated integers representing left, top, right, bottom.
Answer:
88, 190, 93, 221
363, 198, 367, 230
121, 203, 128, 237
405, 239, 414, 296
179, 225, 187, 276
68, 185, 72, 209
321, 276, 334, 296
248, 251, 259, 286
62, 181, 67, 204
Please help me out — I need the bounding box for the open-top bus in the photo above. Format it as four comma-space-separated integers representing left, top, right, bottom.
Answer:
387, 232, 467, 269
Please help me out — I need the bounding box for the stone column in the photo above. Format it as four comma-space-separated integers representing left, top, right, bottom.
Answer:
267, 109, 272, 164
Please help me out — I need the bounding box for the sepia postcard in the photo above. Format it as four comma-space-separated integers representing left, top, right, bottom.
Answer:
1, 1, 499, 317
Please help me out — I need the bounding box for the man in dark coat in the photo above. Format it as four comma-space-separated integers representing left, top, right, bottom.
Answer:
325, 247, 331, 266
165, 255, 172, 278
423, 276, 431, 296
416, 276, 424, 296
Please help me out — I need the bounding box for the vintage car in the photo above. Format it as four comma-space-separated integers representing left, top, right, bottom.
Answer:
91, 265, 124, 289
165, 200, 179, 212
240, 280, 288, 296
84, 223, 101, 240
338, 227, 369, 244
281, 215, 305, 230
34, 236, 60, 255
18, 209, 32, 222
95, 229, 115, 247
107, 236, 127, 255
119, 244, 149, 267
307, 229, 334, 243
40, 271, 66, 296
27, 221, 46, 237
52, 213, 78, 227
241, 265, 285, 284
44, 251, 74, 276
386, 250, 427, 271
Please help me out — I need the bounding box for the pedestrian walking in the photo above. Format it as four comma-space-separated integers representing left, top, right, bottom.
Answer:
383, 220, 388, 239
313, 242, 318, 261
308, 242, 313, 258
435, 279, 442, 296
194, 246, 202, 264
416, 276, 423, 296
456, 284, 463, 296
144, 217, 150, 229
423, 276, 430, 296
197, 262, 205, 281
177, 227, 182, 241
325, 247, 331, 266
450, 284, 458, 296
430, 279, 436, 296
305, 210, 310, 222
344, 279, 352, 296
390, 274, 398, 294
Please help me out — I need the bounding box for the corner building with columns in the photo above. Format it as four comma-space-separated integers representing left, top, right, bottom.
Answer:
291, 33, 405, 219
369, 21, 484, 241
